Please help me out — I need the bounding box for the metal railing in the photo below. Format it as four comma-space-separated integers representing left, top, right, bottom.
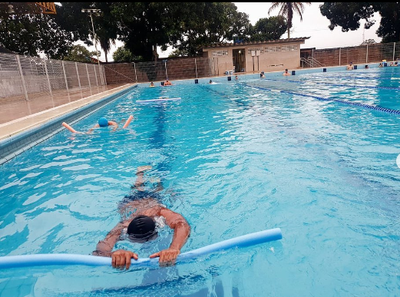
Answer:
300, 57, 324, 68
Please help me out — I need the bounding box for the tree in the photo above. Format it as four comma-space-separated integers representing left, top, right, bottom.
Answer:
0, 2, 95, 59
108, 2, 253, 59
360, 39, 376, 46
249, 16, 287, 42
0, 12, 74, 58
268, 2, 311, 38
87, 2, 118, 63
0, 2, 286, 62
319, 3, 376, 32
112, 46, 143, 63
109, 2, 172, 61
319, 2, 400, 44
63, 44, 98, 63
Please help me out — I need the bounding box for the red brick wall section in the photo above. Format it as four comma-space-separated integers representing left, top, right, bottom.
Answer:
103, 57, 213, 84
103, 42, 400, 84
304, 42, 400, 67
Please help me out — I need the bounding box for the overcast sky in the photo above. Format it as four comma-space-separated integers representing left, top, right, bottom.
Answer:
233, 2, 382, 49
100, 2, 382, 61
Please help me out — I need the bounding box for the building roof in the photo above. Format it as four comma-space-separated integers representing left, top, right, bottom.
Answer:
203, 37, 310, 50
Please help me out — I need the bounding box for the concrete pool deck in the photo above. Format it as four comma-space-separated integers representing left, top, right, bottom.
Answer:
0, 83, 134, 142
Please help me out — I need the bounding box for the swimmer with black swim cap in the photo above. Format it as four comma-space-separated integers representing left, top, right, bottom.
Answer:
127, 215, 158, 243
93, 165, 191, 270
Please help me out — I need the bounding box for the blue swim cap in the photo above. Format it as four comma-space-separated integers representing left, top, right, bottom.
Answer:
98, 117, 108, 127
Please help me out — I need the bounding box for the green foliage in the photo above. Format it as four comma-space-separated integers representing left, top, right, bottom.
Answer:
0, 13, 74, 58
112, 46, 143, 63
166, 2, 249, 57
0, 2, 309, 61
268, 2, 311, 38
63, 44, 98, 63
319, 2, 400, 43
250, 16, 287, 42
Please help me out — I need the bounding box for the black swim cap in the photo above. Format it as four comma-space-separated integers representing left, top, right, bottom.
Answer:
127, 215, 157, 243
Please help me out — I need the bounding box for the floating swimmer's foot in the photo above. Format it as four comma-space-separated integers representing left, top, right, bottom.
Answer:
136, 165, 152, 175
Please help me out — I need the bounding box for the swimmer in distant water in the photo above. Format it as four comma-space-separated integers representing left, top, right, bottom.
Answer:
62, 116, 133, 134
164, 80, 173, 86
92, 165, 190, 269
346, 62, 354, 70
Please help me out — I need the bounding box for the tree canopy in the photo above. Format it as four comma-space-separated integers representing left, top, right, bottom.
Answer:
268, 2, 311, 38
319, 2, 400, 43
2, 2, 400, 62
63, 44, 98, 63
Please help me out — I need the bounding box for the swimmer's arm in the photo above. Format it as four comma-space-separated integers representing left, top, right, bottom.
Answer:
93, 221, 127, 256
87, 124, 99, 134
149, 208, 190, 264
109, 120, 118, 132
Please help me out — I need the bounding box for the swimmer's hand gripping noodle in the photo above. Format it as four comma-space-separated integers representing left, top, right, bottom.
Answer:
0, 228, 282, 269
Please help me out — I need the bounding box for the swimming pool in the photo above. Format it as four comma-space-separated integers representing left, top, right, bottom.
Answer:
0, 66, 400, 296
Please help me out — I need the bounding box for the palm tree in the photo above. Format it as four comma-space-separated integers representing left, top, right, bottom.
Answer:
268, 2, 311, 38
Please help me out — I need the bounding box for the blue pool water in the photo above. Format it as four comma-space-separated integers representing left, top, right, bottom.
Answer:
0, 66, 400, 296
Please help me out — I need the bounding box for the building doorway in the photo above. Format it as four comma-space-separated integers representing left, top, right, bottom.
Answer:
233, 48, 245, 72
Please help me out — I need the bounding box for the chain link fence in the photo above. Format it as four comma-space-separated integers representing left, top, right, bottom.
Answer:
103, 57, 214, 85
301, 41, 400, 68
0, 53, 107, 124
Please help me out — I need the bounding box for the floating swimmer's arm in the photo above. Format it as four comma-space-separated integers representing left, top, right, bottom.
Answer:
87, 124, 100, 134
109, 120, 118, 132
93, 221, 126, 256
92, 220, 138, 269
148, 207, 191, 265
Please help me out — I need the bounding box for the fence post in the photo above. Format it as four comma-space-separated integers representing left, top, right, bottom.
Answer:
61, 61, 71, 102
366, 44, 368, 63
195, 58, 198, 78
311, 48, 314, 68
15, 55, 29, 102
100, 65, 107, 86
93, 64, 99, 87
133, 62, 138, 83
164, 60, 168, 80
339, 48, 341, 66
44, 60, 55, 107
75, 62, 83, 98
85, 63, 92, 95
393, 42, 396, 61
